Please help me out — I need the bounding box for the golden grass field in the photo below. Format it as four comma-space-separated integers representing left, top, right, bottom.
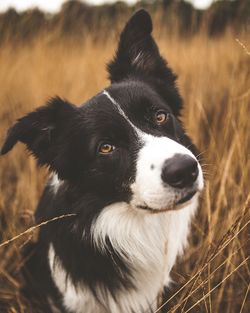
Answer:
0, 14, 249, 313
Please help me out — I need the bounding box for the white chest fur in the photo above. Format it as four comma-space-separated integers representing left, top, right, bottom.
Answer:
48, 198, 198, 313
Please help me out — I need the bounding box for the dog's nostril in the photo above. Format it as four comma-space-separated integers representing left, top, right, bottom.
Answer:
161, 154, 198, 189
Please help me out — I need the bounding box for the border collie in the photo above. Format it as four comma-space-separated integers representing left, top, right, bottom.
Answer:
1, 9, 204, 313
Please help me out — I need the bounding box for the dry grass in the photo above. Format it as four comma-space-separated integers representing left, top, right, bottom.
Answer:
0, 16, 249, 313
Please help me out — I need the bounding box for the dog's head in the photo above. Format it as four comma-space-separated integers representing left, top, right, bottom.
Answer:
1, 10, 203, 213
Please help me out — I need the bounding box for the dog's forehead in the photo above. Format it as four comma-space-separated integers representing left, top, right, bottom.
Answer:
78, 91, 135, 136
106, 81, 171, 114
79, 91, 120, 119
80, 80, 172, 120
78, 80, 173, 139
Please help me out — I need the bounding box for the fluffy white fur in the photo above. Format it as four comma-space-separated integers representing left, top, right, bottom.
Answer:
49, 173, 62, 193
49, 196, 198, 313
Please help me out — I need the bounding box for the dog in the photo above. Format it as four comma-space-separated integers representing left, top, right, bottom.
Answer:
1, 9, 204, 313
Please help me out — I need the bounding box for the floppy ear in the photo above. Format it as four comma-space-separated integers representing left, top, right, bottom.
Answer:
1, 97, 80, 179
107, 9, 182, 116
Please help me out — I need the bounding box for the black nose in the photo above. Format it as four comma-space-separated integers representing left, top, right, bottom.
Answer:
161, 154, 198, 188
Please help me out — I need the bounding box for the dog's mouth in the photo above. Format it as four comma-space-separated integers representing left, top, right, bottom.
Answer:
136, 190, 197, 214
176, 190, 197, 205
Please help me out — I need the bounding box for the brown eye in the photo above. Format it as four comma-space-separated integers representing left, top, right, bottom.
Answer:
155, 111, 169, 125
99, 143, 115, 154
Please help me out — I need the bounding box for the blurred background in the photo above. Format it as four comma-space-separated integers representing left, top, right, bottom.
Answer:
0, 0, 249, 312
0, 0, 250, 42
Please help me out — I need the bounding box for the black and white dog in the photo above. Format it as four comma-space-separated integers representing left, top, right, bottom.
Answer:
1, 10, 203, 313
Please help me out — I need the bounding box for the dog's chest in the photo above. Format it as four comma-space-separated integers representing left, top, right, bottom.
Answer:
48, 201, 197, 313
49, 243, 163, 313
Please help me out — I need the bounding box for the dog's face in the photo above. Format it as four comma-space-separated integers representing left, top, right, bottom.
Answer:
1, 10, 203, 213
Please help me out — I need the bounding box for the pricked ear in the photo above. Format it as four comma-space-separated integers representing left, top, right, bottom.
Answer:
107, 9, 182, 116
1, 97, 79, 179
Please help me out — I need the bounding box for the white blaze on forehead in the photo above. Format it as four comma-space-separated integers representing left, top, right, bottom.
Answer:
102, 90, 144, 137
102, 90, 128, 122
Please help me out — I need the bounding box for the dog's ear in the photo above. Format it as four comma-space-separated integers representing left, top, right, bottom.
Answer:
1, 97, 80, 179
107, 9, 182, 116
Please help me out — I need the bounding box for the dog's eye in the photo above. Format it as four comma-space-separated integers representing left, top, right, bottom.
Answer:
99, 143, 115, 155
155, 111, 169, 125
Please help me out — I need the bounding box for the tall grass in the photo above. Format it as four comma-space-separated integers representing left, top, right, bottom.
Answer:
0, 16, 249, 312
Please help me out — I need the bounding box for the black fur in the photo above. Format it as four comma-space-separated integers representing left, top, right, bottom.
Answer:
108, 10, 183, 116
1, 9, 197, 313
